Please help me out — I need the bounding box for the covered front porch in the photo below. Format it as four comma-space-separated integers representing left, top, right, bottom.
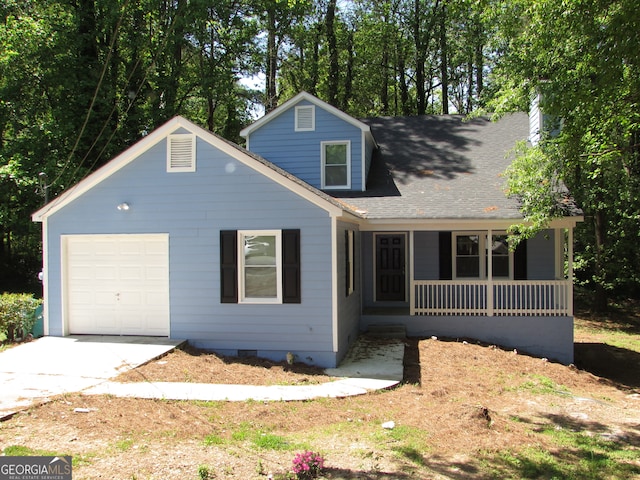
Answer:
359, 221, 577, 363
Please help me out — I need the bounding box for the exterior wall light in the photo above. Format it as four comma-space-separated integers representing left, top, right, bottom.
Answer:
117, 202, 130, 211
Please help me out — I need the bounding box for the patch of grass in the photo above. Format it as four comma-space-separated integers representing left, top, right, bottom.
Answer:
252, 432, 291, 450
371, 424, 430, 467
230, 421, 253, 441
203, 433, 225, 446
2, 445, 93, 467
228, 421, 295, 451
115, 438, 134, 452
480, 426, 640, 479
511, 374, 570, 396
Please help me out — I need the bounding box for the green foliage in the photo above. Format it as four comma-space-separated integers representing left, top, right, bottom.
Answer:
197, 464, 214, 480
503, 141, 565, 245
489, 0, 640, 303
0, 293, 41, 342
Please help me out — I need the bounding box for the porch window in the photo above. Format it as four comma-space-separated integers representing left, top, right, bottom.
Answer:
455, 234, 480, 278
491, 235, 510, 278
321, 141, 350, 189
454, 233, 513, 279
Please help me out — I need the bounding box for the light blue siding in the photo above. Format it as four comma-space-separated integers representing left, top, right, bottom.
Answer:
414, 231, 439, 280
527, 229, 556, 279
336, 221, 361, 363
45, 136, 340, 367
248, 100, 365, 191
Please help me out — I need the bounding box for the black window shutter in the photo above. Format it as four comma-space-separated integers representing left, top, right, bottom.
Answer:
439, 231, 452, 280
514, 239, 528, 280
345, 230, 350, 296
282, 229, 301, 303
220, 230, 238, 303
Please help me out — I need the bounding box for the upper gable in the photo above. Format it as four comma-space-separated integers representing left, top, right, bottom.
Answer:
241, 93, 376, 192
33, 116, 349, 222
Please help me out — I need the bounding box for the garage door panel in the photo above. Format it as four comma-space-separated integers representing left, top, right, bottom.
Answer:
65, 234, 169, 336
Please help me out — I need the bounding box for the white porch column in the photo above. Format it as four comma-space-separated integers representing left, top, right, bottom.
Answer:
409, 229, 415, 315
487, 229, 494, 316
568, 227, 574, 316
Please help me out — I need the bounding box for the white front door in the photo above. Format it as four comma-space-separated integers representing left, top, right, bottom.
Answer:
64, 234, 170, 336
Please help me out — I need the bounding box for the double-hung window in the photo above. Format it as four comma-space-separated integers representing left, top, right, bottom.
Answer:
321, 141, 350, 189
240, 231, 281, 303
220, 229, 301, 304
454, 232, 512, 279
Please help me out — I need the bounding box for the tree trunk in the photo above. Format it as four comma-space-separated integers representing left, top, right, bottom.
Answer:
265, 7, 278, 112
414, 0, 426, 115
397, 43, 410, 115
343, 30, 354, 111
439, 1, 448, 114
326, 0, 339, 107
592, 209, 608, 312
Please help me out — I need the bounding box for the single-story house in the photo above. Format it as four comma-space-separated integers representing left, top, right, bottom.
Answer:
33, 92, 582, 367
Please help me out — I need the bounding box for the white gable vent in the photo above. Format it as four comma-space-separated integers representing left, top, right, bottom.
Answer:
295, 105, 315, 131
167, 134, 196, 172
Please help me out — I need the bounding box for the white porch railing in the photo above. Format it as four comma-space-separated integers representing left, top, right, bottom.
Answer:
411, 280, 573, 317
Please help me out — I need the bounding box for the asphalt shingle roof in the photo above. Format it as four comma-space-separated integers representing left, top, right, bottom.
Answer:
335, 113, 530, 220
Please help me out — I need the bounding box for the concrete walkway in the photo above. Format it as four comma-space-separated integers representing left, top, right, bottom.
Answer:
85, 336, 405, 402
0, 336, 404, 417
0, 336, 183, 419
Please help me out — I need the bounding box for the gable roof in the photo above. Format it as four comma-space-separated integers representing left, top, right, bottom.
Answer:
239, 91, 377, 147
335, 113, 580, 222
32, 116, 361, 222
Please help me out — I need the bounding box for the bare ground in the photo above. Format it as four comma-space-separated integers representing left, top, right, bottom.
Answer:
1, 309, 639, 479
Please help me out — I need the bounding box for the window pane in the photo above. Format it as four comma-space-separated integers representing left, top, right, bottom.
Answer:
457, 257, 479, 277
491, 235, 509, 277
456, 235, 479, 256
243, 234, 277, 298
244, 267, 277, 297
244, 235, 276, 266
325, 165, 347, 186
325, 144, 347, 165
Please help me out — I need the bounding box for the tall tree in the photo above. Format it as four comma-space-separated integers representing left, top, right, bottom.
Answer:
490, 0, 640, 309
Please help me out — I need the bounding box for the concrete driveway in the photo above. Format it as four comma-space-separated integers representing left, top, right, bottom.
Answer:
0, 335, 183, 419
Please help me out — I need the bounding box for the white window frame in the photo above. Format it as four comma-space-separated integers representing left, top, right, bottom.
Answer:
295, 105, 315, 131
167, 134, 196, 172
238, 230, 282, 304
321, 140, 351, 189
452, 232, 513, 280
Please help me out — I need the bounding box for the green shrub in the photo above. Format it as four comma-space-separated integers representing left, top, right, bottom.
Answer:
0, 293, 42, 342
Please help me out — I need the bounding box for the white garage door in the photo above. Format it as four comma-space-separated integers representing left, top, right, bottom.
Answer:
64, 234, 170, 336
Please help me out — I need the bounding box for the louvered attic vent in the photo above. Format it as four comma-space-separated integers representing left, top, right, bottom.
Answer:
295, 105, 315, 131
167, 134, 196, 172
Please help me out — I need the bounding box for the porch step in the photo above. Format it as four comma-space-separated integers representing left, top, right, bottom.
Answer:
367, 324, 407, 339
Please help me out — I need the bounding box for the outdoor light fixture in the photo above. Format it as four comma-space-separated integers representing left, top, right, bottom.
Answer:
117, 202, 130, 211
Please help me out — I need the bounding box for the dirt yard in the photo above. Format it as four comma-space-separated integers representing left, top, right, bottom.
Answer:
1, 308, 639, 479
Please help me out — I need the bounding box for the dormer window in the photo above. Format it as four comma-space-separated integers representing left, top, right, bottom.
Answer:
295, 105, 315, 131
321, 141, 350, 189
167, 134, 196, 172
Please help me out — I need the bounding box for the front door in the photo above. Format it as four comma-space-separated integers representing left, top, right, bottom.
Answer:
375, 233, 406, 302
